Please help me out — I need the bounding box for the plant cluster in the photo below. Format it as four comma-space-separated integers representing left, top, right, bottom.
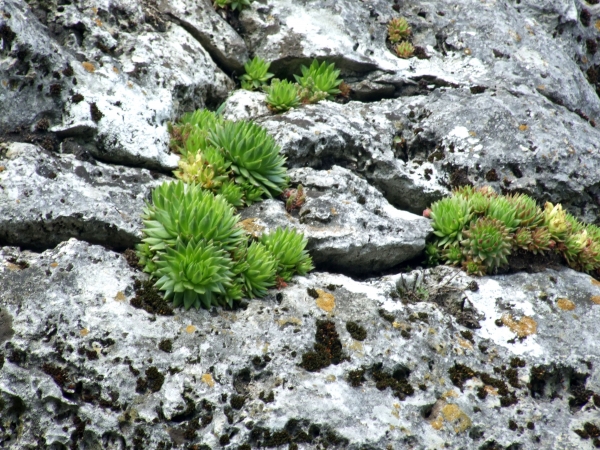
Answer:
424, 186, 600, 276
169, 109, 287, 206
239, 57, 345, 112
136, 180, 314, 309
387, 17, 414, 59
214, 0, 253, 12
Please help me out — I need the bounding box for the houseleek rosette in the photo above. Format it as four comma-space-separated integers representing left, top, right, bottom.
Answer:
486, 196, 520, 231
294, 59, 343, 101
154, 238, 237, 310
429, 195, 472, 247
260, 227, 314, 281
461, 217, 512, 273
241, 241, 277, 297
209, 120, 288, 197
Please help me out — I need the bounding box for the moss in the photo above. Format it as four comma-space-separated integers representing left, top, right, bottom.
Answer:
378, 309, 395, 323
90, 102, 104, 122
230, 395, 246, 410
510, 357, 526, 368
347, 368, 366, 387
574, 422, 600, 439
346, 321, 367, 341
147, 367, 164, 392
42, 363, 69, 387
0, 24, 16, 48
570, 386, 594, 409
72, 93, 84, 103
460, 330, 474, 343
219, 434, 230, 445
307, 287, 319, 298
259, 391, 274, 403
370, 364, 414, 400
527, 422, 535, 430
136, 377, 147, 393
158, 339, 173, 353
300, 320, 346, 372
49, 83, 62, 97
130, 279, 174, 316
508, 420, 518, 431
448, 363, 476, 389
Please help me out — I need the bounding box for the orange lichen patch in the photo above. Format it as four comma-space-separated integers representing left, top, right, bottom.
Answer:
595, 20, 600, 32
114, 291, 126, 302
0, 166, 5, 172
469, 131, 477, 137
430, 416, 444, 430
441, 404, 472, 433
50, 262, 59, 268
591, 278, 600, 287
82, 62, 95, 73
501, 314, 537, 337
348, 340, 363, 352
330, 207, 338, 215
315, 289, 335, 312
276, 317, 302, 328
94, 18, 103, 26
536, 85, 545, 91
484, 385, 499, 396
239, 218, 264, 237
80, 328, 89, 336
519, 124, 528, 131
441, 390, 459, 399
5, 262, 21, 271
185, 325, 196, 334
112, 66, 119, 74
458, 338, 473, 350
201, 374, 215, 387
556, 298, 575, 311
591, 296, 600, 305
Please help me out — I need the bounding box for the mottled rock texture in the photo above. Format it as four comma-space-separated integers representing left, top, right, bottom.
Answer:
2, 0, 600, 448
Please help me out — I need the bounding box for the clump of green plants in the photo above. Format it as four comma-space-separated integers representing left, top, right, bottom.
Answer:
240, 56, 274, 91
387, 17, 414, 59
214, 0, 253, 12
294, 59, 343, 103
265, 79, 301, 112
169, 109, 287, 206
136, 180, 314, 309
424, 186, 600, 277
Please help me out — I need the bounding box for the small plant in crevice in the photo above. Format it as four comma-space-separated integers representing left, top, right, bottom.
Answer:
214, 0, 253, 12
388, 17, 411, 44
136, 180, 314, 310
424, 186, 600, 277
264, 79, 300, 112
240, 56, 273, 91
169, 109, 288, 206
294, 59, 343, 103
395, 41, 415, 59
282, 184, 306, 212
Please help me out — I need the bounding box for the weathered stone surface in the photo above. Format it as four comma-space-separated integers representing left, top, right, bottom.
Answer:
2, 240, 600, 449
221, 89, 271, 121
240, 166, 432, 274
1, 0, 233, 169
0, 142, 167, 249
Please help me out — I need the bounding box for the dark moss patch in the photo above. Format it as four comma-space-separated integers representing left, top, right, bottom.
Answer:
299, 320, 347, 372
146, 367, 165, 392
372, 364, 414, 400
470, 86, 486, 94
485, 168, 499, 182
90, 102, 104, 122
574, 422, 600, 439
130, 278, 173, 316
42, 363, 70, 387
306, 287, 319, 299
449, 364, 519, 407
460, 330, 474, 343
230, 395, 246, 410
569, 385, 594, 409
347, 368, 366, 387
124, 248, 140, 269
510, 357, 526, 368
247, 419, 348, 449
581, 8, 592, 27
36, 118, 50, 132
378, 308, 395, 323
259, 391, 275, 403
0, 24, 16, 49
71, 93, 84, 103
136, 377, 148, 393
508, 420, 518, 431
159, 339, 173, 353
346, 321, 367, 341
448, 363, 476, 389
49, 83, 62, 97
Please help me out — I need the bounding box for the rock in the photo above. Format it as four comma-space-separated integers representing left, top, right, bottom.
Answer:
0, 0, 233, 169
0, 142, 168, 250
220, 89, 271, 121
2, 240, 600, 449
240, 166, 432, 274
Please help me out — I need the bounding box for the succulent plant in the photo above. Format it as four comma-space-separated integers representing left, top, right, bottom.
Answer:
283, 184, 306, 212
528, 226, 554, 254
169, 109, 222, 156
154, 238, 237, 309
265, 79, 301, 112
140, 181, 245, 256
424, 242, 440, 265
260, 227, 314, 281
174, 147, 230, 190
513, 228, 533, 250
443, 243, 464, 266
462, 259, 486, 276
453, 185, 496, 216
429, 196, 472, 247
241, 241, 277, 297
487, 196, 520, 231
506, 193, 544, 229
208, 119, 288, 197
562, 229, 590, 270
388, 18, 411, 44
461, 217, 512, 272
213, 0, 230, 8
543, 202, 570, 242
230, 0, 253, 11
395, 41, 415, 59
240, 56, 274, 90
294, 59, 343, 102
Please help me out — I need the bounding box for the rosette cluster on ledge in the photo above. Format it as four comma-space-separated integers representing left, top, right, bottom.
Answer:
136, 181, 313, 310
424, 186, 600, 276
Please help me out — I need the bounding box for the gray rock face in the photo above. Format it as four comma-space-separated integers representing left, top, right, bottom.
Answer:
1, 0, 233, 169
0, 142, 167, 249
2, 0, 600, 448
240, 166, 432, 274
2, 241, 600, 449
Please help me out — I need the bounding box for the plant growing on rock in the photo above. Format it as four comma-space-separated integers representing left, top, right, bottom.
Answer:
265, 79, 301, 112
240, 56, 273, 90
395, 41, 415, 59
282, 184, 306, 212
388, 17, 411, 44
295, 59, 343, 103
424, 187, 600, 277
137, 180, 314, 309
214, 0, 253, 11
